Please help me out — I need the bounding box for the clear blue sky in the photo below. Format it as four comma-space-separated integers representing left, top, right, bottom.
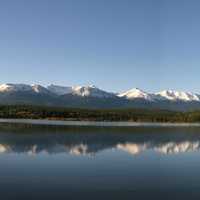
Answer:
0, 0, 200, 93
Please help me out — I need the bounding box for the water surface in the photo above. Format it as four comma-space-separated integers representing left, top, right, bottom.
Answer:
1, 118, 200, 127
0, 123, 200, 199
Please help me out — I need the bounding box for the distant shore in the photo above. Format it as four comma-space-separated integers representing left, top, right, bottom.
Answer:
1, 118, 200, 127
0, 105, 200, 123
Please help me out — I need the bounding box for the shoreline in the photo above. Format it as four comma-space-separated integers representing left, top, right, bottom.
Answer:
1, 118, 200, 127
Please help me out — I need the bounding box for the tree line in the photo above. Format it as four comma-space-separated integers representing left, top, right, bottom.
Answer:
0, 105, 200, 122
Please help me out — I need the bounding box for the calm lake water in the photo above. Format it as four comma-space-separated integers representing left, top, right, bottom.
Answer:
1, 121, 200, 199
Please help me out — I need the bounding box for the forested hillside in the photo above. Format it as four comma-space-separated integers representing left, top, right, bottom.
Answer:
0, 105, 200, 122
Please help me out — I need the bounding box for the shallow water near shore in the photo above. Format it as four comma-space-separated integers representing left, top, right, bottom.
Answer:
1, 118, 200, 127
1, 123, 200, 199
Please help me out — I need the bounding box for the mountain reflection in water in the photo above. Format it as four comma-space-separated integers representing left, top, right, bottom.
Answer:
0, 123, 200, 156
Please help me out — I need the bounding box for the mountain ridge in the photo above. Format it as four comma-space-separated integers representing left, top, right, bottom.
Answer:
1, 83, 199, 101
0, 83, 200, 111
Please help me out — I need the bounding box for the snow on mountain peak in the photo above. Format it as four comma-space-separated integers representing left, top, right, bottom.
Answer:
31, 84, 50, 94
157, 90, 200, 102
47, 84, 73, 95
71, 85, 114, 98
0, 84, 11, 92
119, 87, 200, 102
0, 84, 32, 92
118, 88, 155, 101
1, 83, 200, 103
45, 84, 114, 98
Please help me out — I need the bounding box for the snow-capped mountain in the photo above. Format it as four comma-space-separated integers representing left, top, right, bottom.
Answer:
119, 88, 200, 102
0, 84, 32, 93
0, 83, 200, 110
2, 83, 199, 102
156, 90, 200, 102
48, 84, 115, 98
31, 84, 51, 94
118, 88, 157, 101
71, 85, 115, 98
0, 84, 51, 95
47, 84, 73, 95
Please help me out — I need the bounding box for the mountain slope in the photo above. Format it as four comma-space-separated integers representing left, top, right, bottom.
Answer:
47, 84, 73, 95
71, 85, 115, 98
156, 90, 200, 102
0, 83, 200, 111
48, 84, 115, 98
118, 88, 157, 101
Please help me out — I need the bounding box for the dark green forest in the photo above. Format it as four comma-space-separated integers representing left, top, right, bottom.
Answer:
0, 105, 200, 122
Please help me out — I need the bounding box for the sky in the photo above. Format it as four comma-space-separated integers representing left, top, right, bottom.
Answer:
0, 0, 200, 93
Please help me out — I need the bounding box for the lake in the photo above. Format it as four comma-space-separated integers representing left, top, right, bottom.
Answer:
1, 121, 200, 199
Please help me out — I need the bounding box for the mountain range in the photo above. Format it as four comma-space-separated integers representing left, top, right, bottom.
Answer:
0, 83, 200, 111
